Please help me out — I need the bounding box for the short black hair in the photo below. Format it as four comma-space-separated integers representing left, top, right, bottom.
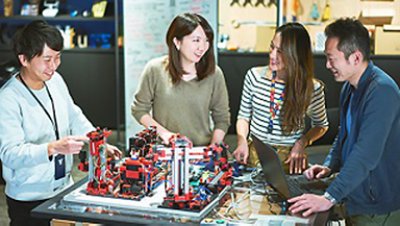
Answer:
325, 18, 370, 61
12, 20, 63, 65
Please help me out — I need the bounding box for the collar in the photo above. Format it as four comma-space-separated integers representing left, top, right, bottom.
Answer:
342, 61, 375, 107
354, 61, 374, 90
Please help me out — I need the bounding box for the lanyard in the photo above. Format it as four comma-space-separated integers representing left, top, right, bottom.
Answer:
18, 74, 60, 140
268, 71, 285, 133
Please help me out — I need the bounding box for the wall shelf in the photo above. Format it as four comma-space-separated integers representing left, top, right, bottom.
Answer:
0, 15, 115, 22
0, 0, 123, 138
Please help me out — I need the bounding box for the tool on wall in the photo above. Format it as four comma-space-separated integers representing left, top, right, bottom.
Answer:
268, 0, 276, 7
243, 0, 253, 7
291, 0, 303, 22
321, 0, 331, 22
255, 0, 266, 7
230, 0, 240, 7
282, 0, 287, 24
310, 0, 320, 21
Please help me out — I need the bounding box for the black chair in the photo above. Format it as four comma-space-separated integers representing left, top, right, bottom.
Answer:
0, 59, 18, 88
306, 107, 340, 165
0, 59, 18, 185
313, 107, 340, 146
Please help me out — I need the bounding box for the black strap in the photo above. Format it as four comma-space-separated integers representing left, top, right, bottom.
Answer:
18, 74, 60, 140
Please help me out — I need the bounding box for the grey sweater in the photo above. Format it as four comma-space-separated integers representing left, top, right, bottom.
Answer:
131, 56, 230, 146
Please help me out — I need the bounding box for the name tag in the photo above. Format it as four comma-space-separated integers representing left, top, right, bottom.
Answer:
55, 154, 66, 180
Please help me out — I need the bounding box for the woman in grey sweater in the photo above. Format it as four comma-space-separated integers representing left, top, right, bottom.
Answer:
131, 13, 230, 146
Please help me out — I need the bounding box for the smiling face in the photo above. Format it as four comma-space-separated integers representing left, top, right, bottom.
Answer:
19, 44, 61, 89
269, 32, 285, 73
174, 25, 210, 69
324, 37, 357, 83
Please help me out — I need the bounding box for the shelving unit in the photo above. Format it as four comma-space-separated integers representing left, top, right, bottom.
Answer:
219, 0, 399, 53
0, 0, 124, 145
0, 15, 115, 21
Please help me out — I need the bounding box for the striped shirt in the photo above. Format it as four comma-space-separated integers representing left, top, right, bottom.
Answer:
238, 66, 329, 146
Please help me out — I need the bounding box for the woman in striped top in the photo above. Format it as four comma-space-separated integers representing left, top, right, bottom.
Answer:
233, 23, 329, 174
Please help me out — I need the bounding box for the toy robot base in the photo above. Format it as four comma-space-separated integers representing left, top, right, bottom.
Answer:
63, 181, 230, 221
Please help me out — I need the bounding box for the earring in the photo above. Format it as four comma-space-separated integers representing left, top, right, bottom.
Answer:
176, 45, 180, 51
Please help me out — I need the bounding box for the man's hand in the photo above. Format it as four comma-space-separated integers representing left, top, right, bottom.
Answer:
288, 194, 334, 217
105, 144, 122, 160
233, 143, 249, 164
304, 164, 331, 180
48, 136, 88, 156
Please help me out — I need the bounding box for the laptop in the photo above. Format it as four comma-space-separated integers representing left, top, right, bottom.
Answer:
251, 135, 327, 200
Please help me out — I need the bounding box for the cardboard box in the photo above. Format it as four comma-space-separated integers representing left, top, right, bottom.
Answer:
374, 26, 400, 55
229, 25, 275, 52
359, 9, 394, 25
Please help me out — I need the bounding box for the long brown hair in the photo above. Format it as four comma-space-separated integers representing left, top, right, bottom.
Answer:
276, 23, 315, 134
165, 13, 215, 84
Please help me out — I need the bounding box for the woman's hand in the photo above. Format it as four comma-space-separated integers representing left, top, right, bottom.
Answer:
233, 142, 249, 164
106, 144, 122, 160
285, 138, 308, 174
158, 130, 176, 145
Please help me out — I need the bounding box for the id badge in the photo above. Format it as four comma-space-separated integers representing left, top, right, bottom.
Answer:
55, 154, 66, 180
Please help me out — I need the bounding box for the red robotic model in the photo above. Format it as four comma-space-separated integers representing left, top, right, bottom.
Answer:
160, 135, 233, 211
80, 127, 162, 199
204, 143, 233, 192
128, 126, 158, 158
79, 127, 234, 210
118, 157, 159, 199
84, 127, 117, 196
118, 126, 162, 199
162, 134, 194, 209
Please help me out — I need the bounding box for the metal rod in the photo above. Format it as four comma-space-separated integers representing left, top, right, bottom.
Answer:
114, 0, 122, 148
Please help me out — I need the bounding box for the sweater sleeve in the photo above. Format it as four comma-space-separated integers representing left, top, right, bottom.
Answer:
0, 89, 50, 169
210, 67, 231, 133
131, 60, 157, 123
323, 135, 341, 172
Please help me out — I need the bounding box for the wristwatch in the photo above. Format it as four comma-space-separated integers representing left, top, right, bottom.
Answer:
323, 192, 337, 205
